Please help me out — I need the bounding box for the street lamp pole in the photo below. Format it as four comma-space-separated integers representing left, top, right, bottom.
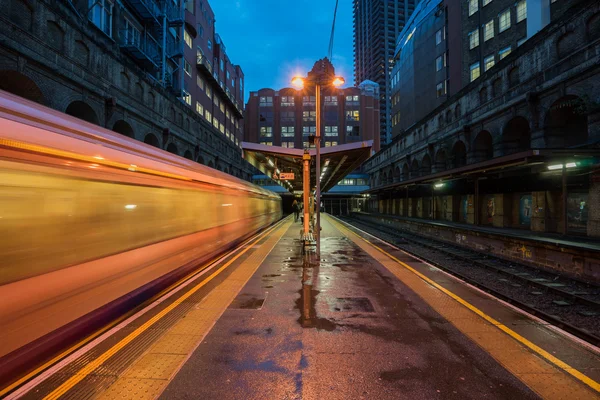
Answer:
315, 83, 322, 256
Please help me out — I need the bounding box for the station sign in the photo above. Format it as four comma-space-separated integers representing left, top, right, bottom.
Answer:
279, 172, 295, 180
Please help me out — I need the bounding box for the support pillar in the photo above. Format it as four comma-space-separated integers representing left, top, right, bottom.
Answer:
303, 151, 311, 235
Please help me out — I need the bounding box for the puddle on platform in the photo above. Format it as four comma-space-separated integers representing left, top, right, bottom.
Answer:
229, 294, 265, 310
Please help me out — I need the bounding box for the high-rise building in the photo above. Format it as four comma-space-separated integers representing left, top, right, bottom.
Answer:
353, 0, 418, 145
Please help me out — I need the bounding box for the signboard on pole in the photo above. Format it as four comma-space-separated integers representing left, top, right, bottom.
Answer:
280, 172, 295, 180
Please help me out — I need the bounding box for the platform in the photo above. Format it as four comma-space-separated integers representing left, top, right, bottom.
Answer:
3, 215, 600, 400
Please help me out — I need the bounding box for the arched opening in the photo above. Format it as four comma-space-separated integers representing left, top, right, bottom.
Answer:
144, 133, 160, 148
472, 131, 493, 163
451, 141, 467, 168
508, 67, 519, 89
224, 167, 230, 175
382, 172, 388, 185
184, 150, 193, 160
544, 96, 588, 148
479, 87, 488, 105
434, 149, 447, 172
112, 120, 134, 138
401, 163, 409, 181
588, 12, 600, 40
166, 143, 179, 156
502, 116, 531, 154
65, 101, 99, 125
410, 159, 420, 178
0, 70, 46, 105
393, 166, 401, 182
208, 160, 215, 169
421, 154, 432, 176
557, 31, 577, 59
197, 155, 205, 165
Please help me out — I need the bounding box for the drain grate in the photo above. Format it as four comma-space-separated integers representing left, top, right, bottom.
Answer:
328, 297, 375, 313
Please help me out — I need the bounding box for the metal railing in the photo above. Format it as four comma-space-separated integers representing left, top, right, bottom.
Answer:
119, 30, 161, 65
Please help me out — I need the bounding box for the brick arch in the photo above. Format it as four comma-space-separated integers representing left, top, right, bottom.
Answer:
451, 140, 467, 168
502, 117, 531, 154
112, 120, 134, 138
10, 0, 33, 32
184, 150, 193, 160
587, 12, 600, 40
421, 154, 432, 176
144, 133, 160, 148
472, 131, 493, 163
401, 163, 409, 181
65, 100, 99, 125
544, 95, 588, 148
434, 148, 447, 172
0, 70, 47, 105
166, 142, 179, 156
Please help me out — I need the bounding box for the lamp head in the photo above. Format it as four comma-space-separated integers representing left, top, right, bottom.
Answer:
332, 76, 345, 87
291, 76, 305, 89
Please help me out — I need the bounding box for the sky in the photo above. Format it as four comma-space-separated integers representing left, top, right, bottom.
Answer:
209, 0, 354, 102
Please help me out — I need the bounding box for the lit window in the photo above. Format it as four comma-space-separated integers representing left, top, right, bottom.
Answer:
468, 0, 478, 16
499, 46, 511, 59
303, 96, 316, 106
436, 81, 446, 98
182, 90, 191, 106
220, 123, 224, 134
516, 0, 527, 23
484, 20, 494, 41
260, 126, 273, 137
324, 96, 338, 105
517, 37, 527, 47
281, 96, 295, 106
435, 54, 446, 71
259, 96, 273, 106
212, 117, 218, 129
302, 126, 316, 134
196, 101, 204, 115
346, 110, 359, 121
324, 126, 338, 136
207, 40, 212, 50
205, 110, 211, 122
499, 9, 511, 33
184, 29, 193, 48
483, 0, 492, 6
470, 62, 480, 82
184, 59, 192, 76
281, 126, 295, 137
303, 111, 316, 122
331, 141, 338, 146
206, 87, 212, 99
197, 75, 205, 90
469, 29, 479, 49
220, 59, 224, 71
484, 55, 495, 71
220, 102, 225, 113
325, 142, 331, 147
435, 29, 443, 45
89, 0, 113, 36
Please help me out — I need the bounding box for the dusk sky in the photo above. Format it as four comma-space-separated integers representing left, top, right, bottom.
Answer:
210, 0, 354, 101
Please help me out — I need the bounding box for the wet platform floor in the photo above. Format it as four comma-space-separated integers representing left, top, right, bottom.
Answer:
161, 215, 599, 399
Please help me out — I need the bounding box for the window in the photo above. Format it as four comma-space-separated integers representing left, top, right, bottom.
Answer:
435, 54, 446, 71
184, 29, 193, 48
206, 86, 212, 99
212, 117, 218, 129
346, 125, 359, 136
469, 29, 479, 49
182, 90, 191, 106
281, 111, 295, 122
281, 96, 295, 106
303, 111, 316, 122
483, 0, 492, 5
470, 62, 481, 82
324, 96, 338, 106
484, 55, 495, 71
226, 70, 230, 80
196, 101, 204, 116
346, 110, 359, 121
123, 18, 141, 48
517, 37, 527, 47
484, 20, 494, 41
499, 46, 511, 59
89, 0, 113, 36
185, 0, 194, 13
260, 126, 273, 137
324, 126, 338, 136
220, 59, 224, 71
468, 0, 478, 16
499, 9, 511, 32
197, 75, 205, 90
281, 126, 295, 137
303, 126, 316, 134
220, 102, 224, 113
260, 141, 273, 146
207, 39, 212, 50
205, 110, 211, 122
184, 59, 192, 76
259, 96, 273, 106
516, 0, 527, 23
345, 95, 359, 105
303, 96, 316, 106
436, 81, 446, 98
435, 28, 444, 45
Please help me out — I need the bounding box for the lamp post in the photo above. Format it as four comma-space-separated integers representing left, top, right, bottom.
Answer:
292, 58, 344, 256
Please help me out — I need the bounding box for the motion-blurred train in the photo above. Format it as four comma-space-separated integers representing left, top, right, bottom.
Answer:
0, 90, 281, 378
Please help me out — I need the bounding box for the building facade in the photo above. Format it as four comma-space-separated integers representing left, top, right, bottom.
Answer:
353, 0, 418, 145
0, 0, 250, 177
244, 82, 381, 152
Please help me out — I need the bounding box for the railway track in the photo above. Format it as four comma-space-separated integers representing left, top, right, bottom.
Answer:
341, 215, 600, 346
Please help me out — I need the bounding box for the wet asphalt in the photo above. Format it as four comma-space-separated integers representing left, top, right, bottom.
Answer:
160, 218, 539, 399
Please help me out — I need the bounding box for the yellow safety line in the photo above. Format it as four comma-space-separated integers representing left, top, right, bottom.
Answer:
333, 218, 600, 394
42, 220, 285, 400
0, 225, 270, 398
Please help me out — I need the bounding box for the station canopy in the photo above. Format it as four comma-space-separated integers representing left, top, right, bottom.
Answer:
242, 141, 373, 193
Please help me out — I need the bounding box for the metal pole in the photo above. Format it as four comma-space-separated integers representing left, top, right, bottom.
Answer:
562, 164, 567, 235
303, 151, 311, 235
315, 83, 322, 256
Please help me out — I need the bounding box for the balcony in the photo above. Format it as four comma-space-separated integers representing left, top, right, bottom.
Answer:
125, 0, 161, 22
119, 31, 160, 69
166, 3, 184, 26
166, 34, 183, 59
196, 52, 213, 75
164, 72, 182, 97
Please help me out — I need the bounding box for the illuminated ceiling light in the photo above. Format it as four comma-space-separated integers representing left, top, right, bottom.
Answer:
434, 182, 445, 188
124, 204, 137, 210
94, 156, 104, 160
268, 158, 274, 167
221, 203, 233, 207
276, 168, 280, 174
547, 164, 563, 170
565, 162, 577, 168
325, 159, 330, 167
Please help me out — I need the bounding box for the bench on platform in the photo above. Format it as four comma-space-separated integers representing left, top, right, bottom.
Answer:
301, 231, 316, 254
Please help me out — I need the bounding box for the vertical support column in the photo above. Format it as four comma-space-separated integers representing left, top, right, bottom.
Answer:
474, 178, 480, 226
315, 83, 322, 256
562, 165, 567, 235
432, 186, 435, 220
303, 151, 311, 235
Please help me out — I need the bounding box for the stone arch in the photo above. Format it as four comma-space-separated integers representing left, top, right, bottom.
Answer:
197, 154, 205, 164
0, 70, 46, 105
421, 154, 432, 176
10, 0, 33, 32
144, 133, 160, 148
544, 96, 588, 148
134, 83, 144, 100
472, 131, 493, 163
479, 86, 488, 105
166, 142, 179, 155
393, 165, 401, 182
588, 12, 600, 40
434, 149, 447, 172
208, 160, 215, 169
445, 110, 452, 124
47, 20, 64, 52
451, 140, 467, 168
65, 101, 99, 124
410, 159, 420, 178
502, 116, 531, 154
381, 171, 388, 185
508, 67, 519, 89
455, 104, 461, 119
120, 72, 130, 91
492, 78, 502, 97
112, 120, 134, 138
401, 163, 409, 181
73, 40, 89, 66
184, 150, 193, 160
556, 31, 577, 59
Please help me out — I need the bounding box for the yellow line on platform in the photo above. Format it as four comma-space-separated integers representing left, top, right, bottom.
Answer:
42, 220, 287, 400
331, 216, 600, 396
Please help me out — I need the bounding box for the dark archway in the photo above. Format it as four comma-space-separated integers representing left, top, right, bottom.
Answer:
502, 116, 531, 154
382, 172, 388, 185
166, 143, 179, 155
393, 166, 401, 182
472, 131, 493, 163
451, 141, 467, 168
144, 133, 160, 148
544, 96, 588, 148
197, 155, 205, 165
184, 150, 193, 160
410, 159, 420, 178
401, 163, 409, 181
65, 101, 99, 124
421, 154, 432, 176
0, 70, 46, 105
112, 120, 134, 138
434, 149, 447, 172
224, 167, 230, 175
208, 160, 215, 169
